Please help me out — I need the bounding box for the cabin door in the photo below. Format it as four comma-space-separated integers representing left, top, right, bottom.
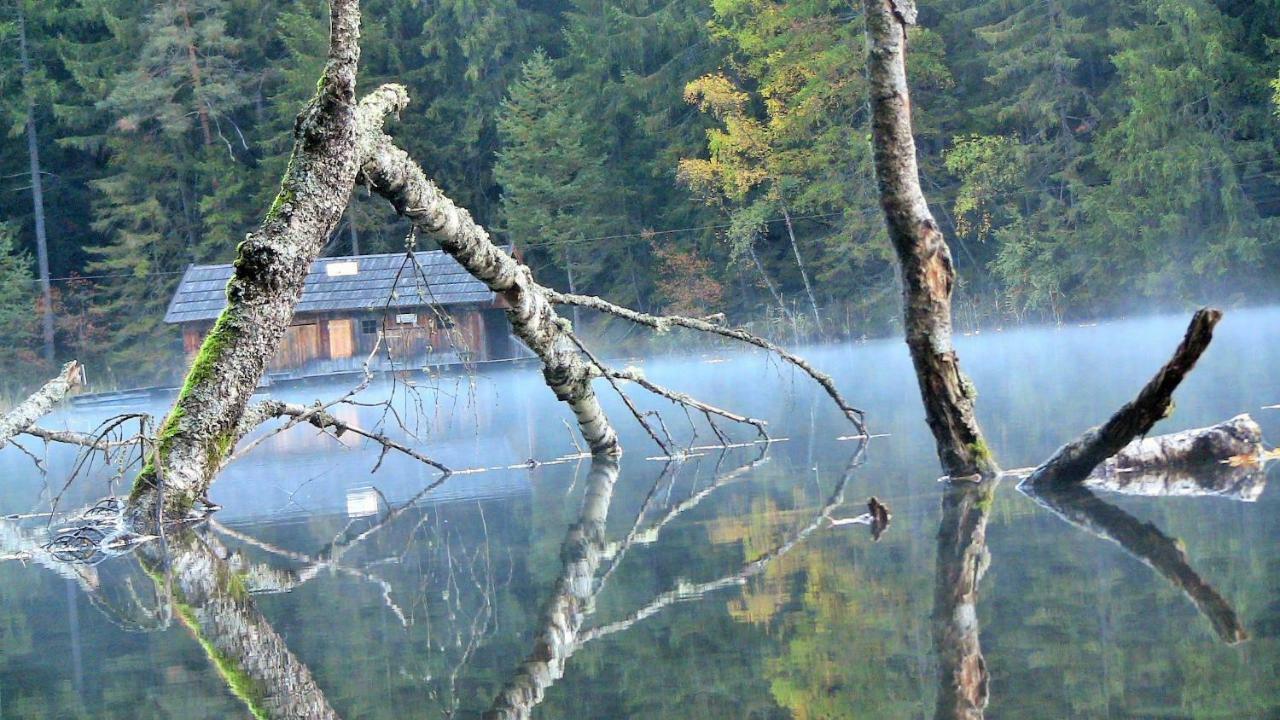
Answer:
270, 322, 321, 371
328, 318, 356, 359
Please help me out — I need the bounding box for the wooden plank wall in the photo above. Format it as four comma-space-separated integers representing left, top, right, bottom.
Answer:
181, 306, 499, 375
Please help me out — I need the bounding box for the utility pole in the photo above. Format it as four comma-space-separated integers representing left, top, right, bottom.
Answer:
18, 7, 56, 363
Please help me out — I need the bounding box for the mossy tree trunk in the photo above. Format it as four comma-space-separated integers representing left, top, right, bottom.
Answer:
125, 0, 404, 528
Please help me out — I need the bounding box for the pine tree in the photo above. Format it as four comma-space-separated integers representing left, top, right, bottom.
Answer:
495, 49, 609, 324
75, 0, 253, 379
1080, 0, 1278, 308
0, 226, 41, 394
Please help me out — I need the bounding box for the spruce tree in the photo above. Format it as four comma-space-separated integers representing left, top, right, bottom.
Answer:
495, 49, 608, 322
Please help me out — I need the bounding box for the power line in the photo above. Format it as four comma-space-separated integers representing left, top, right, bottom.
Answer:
20, 160, 1280, 284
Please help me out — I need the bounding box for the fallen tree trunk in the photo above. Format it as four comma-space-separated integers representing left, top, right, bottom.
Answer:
356, 137, 620, 457
0, 361, 82, 448
1086, 413, 1261, 480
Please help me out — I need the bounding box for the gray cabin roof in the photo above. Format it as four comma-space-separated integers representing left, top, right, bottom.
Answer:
164, 250, 501, 324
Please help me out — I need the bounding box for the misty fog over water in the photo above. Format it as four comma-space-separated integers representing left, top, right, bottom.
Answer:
1, 307, 1278, 717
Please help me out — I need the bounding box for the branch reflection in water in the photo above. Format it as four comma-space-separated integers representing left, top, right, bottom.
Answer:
486, 441, 875, 720
1020, 463, 1261, 645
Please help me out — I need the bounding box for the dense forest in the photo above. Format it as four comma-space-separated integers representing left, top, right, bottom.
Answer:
1, 0, 1278, 388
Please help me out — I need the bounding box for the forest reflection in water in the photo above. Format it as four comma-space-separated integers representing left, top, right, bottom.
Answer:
2, 309, 1280, 718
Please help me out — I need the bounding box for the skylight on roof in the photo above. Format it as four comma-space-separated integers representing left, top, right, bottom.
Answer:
325, 260, 359, 277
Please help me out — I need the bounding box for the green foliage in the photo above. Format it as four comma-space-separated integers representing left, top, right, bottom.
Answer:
0, 0, 1278, 383
0, 227, 43, 396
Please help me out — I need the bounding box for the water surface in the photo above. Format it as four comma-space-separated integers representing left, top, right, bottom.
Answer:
2, 308, 1278, 718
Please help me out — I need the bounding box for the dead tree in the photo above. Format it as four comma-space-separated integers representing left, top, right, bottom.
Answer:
0, 362, 83, 448
863, 0, 1225, 486
863, 5, 1241, 719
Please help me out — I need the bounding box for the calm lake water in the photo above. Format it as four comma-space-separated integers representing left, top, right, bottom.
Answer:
2, 308, 1278, 719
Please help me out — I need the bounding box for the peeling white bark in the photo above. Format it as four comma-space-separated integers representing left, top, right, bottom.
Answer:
356, 118, 620, 455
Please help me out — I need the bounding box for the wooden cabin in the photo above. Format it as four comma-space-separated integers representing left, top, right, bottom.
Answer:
164, 250, 521, 380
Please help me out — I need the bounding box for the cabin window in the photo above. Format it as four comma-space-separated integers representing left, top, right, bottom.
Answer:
360, 319, 379, 335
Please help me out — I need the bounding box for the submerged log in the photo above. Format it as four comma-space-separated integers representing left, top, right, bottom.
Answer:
1086, 464, 1267, 502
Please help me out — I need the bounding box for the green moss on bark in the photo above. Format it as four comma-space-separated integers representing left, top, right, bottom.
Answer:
173, 601, 270, 719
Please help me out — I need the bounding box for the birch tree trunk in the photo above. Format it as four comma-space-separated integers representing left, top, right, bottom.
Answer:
17, 8, 56, 364
356, 129, 620, 455
124, 0, 401, 528
864, 0, 995, 479
781, 205, 823, 334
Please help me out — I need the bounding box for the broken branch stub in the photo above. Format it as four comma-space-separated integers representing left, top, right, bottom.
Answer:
0, 361, 83, 448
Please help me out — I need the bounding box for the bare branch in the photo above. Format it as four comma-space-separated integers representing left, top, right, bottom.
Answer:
604, 366, 769, 441
548, 290, 867, 436
236, 399, 450, 474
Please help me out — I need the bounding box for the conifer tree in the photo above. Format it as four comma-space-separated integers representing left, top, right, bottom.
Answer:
495, 49, 608, 326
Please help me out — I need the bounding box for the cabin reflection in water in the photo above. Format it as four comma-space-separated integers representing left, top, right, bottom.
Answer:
164, 250, 522, 381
